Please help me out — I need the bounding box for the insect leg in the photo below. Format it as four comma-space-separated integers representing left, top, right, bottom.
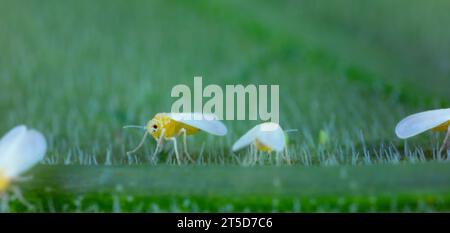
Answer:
440, 126, 450, 155
447, 126, 450, 151
0, 192, 9, 212
284, 146, 292, 165
170, 137, 181, 165
179, 128, 194, 163
153, 129, 166, 158
127, 131, 149, 155
251, 144, 257, 166
10, 185, 33, 210
11, 176, 33, 182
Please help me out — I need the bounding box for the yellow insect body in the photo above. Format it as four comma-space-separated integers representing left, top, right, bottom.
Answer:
125, 112, 227, 165
254, 139, 273, 153
432, 121, 450, 132
0, 172, 10, 193
147, 113, 199, 140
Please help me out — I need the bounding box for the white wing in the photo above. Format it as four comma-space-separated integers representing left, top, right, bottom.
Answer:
255, 122, 285, 152
232, 122, 286, 152
232, 125, 260, 152
168, 112, 227, 136
395, 108, 450, 139
0, 125, 27, 158
0, 126, 47, 178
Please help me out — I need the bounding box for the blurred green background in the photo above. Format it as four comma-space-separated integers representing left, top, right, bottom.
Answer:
0, 0, 449, 212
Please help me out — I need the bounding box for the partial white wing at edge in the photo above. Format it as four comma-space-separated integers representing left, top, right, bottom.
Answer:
0, 126, 47, 178
395, 108, 450, 139
0, 125, 27, 160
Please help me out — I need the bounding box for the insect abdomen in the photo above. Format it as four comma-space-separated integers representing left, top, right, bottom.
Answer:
432, 120, 450, 132
174, 122, 199, 136
0, 172, 10, 192
255, 140, 273, 152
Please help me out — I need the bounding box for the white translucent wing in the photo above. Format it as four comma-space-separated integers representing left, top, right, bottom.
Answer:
395, 108, 450, 139
256, 123, 285, 152
0, 125, 27, 160
168, 112, 227, 136
0, 128, 47, 178
232, 125, 260, 152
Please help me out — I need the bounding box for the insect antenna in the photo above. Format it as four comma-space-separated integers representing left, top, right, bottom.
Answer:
127, 131, 149, 155
284, 129, 298, 134
123, 125, 146, 130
